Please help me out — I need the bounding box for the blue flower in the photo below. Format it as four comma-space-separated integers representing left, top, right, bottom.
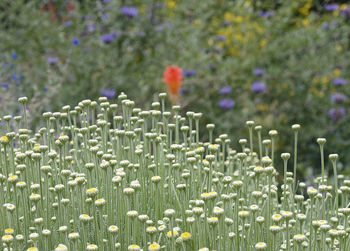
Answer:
329, 107, 345, 120
330, 92, 347, 102
2, 83, 9, 89
333, 78, 347, 86
72, 38, 79, 45
182, 69, 196, 77
251, 81, 267, 93
44, 87, 48, 92
101, 88, 116, 99
121, 6, 138, 17
219, 86, 232, 95
219, 98, 235, 109
12, 53, 17, 59
11, 74, 17, 80
253, 68, 265, 75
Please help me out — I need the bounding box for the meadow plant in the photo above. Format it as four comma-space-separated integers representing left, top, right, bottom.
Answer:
0, 93, 349, 250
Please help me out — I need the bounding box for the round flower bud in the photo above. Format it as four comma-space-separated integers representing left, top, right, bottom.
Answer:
329, 154, 338, 161
68, 232, 79, 240
55, 244, 68, 251
293, 234, 306, 243
292, 124, 301, 131
269, 130, 278, 136
317, 138, 326, 145
2, 234, 14, 243
108, 225, 119, 233
255, 242, 267, 249
281, 153, 291, 160
87, 244, 98, 250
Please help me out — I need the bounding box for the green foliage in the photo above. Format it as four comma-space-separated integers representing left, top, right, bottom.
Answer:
1, 0, 350, 175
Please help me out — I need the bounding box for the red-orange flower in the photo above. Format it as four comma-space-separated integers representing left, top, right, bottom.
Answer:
163, 65, 182, 95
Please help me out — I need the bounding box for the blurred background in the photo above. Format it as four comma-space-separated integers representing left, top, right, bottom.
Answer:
1, 0, 350, 179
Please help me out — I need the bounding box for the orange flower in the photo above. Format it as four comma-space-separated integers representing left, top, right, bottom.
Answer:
163, 65, 182, 95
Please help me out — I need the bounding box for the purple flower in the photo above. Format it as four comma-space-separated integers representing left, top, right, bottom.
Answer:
100, 33, 119, 43
329, 107, 346, 120
333, 78, 347, 86
87, 24, 96, 32
156, 23, 173, 33
341, 6, 350, 17
47, 57, 58, 64
219, 86, 232, 95
258, 10, 273, 18
44, 87, 48, 92
322, 22, 329, 29
2, 83, 9, 89
251, 81, 267, 93
102, 13, 108, 20
121, 6, 138, 17
215, 35, 226, 41
65, 20, 72, 26
11, 74, 17, 80
101, 88, 116, 99
330, 92, 347, 102
325, 4, 339, 11
219, 98, 235, 109
253, 68, 265, 75
182, 69, 196, 77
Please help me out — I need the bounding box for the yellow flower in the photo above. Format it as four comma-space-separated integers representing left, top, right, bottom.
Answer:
321, 76, 329, 85
128, 244, 141, 251
312, 77, 319, 83
336, 45, 343, 52
299, 3, 311, 16
234, 16, 243, 23
148, 243, 160, 251
244, 1, 251, 7
139, 5, 146, 14
167, 230, 179, 238
233, 33, 244, 42
4, 228, 14, 235
181, 232, 192, 240
192, 19, 202, 27
2, 234, 13, 243
224, 12, 234, 21
0, 136, 9, 143
165, 0, 176, 9
27, 248, 38, 251
301, 18, 310, 27
333, 68, 341, 77
259, 39, 267, 47
257, 104, 269, 111
340, 4, 348, 10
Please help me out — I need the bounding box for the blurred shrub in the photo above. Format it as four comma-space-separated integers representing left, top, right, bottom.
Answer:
1, 0, 350, 177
